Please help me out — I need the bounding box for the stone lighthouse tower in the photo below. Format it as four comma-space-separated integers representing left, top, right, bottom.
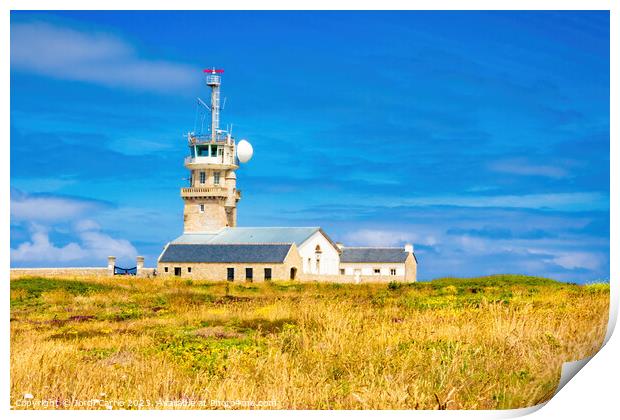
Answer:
181, 68, 253, 233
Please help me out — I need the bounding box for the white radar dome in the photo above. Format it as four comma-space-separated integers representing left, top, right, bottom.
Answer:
236, 139, 253, 163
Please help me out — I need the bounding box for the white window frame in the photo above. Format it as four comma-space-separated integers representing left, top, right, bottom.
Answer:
213, 171, 221, 185
199, 171, 206, 184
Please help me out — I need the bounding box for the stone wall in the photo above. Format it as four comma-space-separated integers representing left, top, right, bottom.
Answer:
183, 198, 229, 233
11, 255, 156, 278
137, 268, 157, 277
157, 262, 296, 282
10, 268, 158, 278
300, 274, 412, 283
10, 268, 109, 278
299, 230, 341, 275
405, 252, 417, 282
339, 263, 406, 277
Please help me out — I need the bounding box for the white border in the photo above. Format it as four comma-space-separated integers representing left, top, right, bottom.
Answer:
2, 1, 617, 419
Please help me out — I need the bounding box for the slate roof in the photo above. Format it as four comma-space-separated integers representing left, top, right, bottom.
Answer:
159, 243, 293, 263
172, 227, 322, 246
171, 233, 219, 244
340, 247, 410, 263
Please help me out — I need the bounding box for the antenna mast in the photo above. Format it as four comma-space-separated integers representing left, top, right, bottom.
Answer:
204, 68, 224, 141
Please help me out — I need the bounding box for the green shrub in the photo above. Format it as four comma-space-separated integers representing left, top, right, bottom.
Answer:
388, 281, 402, 291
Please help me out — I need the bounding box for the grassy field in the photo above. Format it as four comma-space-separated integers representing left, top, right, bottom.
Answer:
10, 274, 609, 410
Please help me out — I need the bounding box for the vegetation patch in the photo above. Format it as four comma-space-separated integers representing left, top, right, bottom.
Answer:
158, 334, 265, 374
235, 284, 260, 293
49, 326, 112, 340
11, 277, 113, 297
199, 317, 298, 336
10, 274, 610, 409
68, 315, 96, 322
99, 303, 144, 322
236, 318, 297, 334
11, 277, 114, 309
214, 295, 252, 304
194, 325, 245, 339
268, 282, 305, 292
428, 275, 564, 290
388, 281, 402, 291
80, 347, 118, 361
168, 290, 216, 306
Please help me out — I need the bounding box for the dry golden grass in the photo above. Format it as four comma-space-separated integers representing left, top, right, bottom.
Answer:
10, 275, 609, 410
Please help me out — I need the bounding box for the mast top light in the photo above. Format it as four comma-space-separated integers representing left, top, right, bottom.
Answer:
203, 68, 224, 74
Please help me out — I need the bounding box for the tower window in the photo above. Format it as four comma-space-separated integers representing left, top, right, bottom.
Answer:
213, 172, 221, 185
199, 204, 205, 213
199, 171, 206, 184
197, 145, 209, 156
217, 147, 224, 156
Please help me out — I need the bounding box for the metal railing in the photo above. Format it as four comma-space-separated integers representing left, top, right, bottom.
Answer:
206, 74, 221, 85
188, 133, 230, 145
184, 156, 237, 166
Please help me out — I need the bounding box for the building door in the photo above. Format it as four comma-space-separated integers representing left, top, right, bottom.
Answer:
354, 269, 361, 284
174, 267, 182, 276
290, 267, 297, 280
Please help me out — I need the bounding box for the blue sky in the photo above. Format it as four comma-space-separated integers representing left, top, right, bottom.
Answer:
10, 11, 609, 282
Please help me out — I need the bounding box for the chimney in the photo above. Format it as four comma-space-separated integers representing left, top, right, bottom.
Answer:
404, 244, 414, 254
107, 256, 116, 277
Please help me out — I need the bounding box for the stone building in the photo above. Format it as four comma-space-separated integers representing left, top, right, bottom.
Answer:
157, 69, 417, 282
159, 243, 301, 281
338, 245, 417, 283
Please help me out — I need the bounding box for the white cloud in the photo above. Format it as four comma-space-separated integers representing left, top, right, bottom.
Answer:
11, 190, 106, 222
551, 251, 603, 271
74, 219, 101, 232
11, 224, 88, 263
488, 158, 569, 179
343, 229, 410, 246
394, 191, 608, 212
11, 22, 197, 93
11, 222, 137, 266
337, 218, 608, 282
11, 176, 78, 192
456, 235, 491, 254
11, 190, 138, 266
342, 228, 437, 247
